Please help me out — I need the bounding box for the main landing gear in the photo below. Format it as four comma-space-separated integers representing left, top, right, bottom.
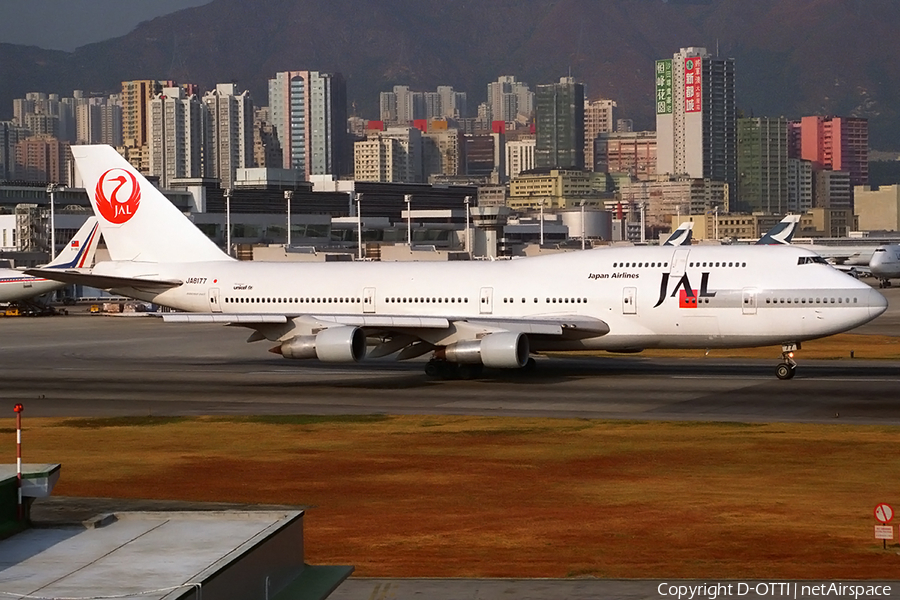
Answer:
878, 278, 892, 289
775, 342, 799, 380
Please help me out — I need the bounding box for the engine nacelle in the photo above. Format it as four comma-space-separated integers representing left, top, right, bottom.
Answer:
274, 326, 366, 363
439, 332, 530, 369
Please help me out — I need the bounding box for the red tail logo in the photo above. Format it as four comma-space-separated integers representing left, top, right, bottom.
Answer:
95, 168, 141, 224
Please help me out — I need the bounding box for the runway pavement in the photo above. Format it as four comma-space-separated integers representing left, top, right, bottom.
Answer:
1, 287, 900, 424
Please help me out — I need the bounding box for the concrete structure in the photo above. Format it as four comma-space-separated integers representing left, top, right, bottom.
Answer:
655, 47, 736, 202
121, 80, 173, 172
149, 86, 207, 188
203, 83, 254, 189
855, 185, 900, 232
1, 507, 351, 600
583, 98, 616, 171
268, 71, 349, 178
486, 76, 534, 123
737, 117, 789, 213
507, 169, 610, 210
791, 115, 869, 186
535, 77, 585, 170
595, 131, 657, 179
505, 137, 536, 180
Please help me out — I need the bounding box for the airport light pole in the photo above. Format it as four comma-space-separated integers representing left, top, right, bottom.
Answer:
224, 188, 232, 257
464, 195, 471, 256
356, 193, 363, 260
539, 199, 545, 246
405, 194, 412, 246
580, 200, 586, 250
640, 201, 646, 243
284, 190, 293, 249
46, 183, 61, 256
14, 403, 23, 521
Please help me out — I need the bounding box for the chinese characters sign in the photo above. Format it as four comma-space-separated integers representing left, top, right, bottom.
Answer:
684, 57, 702, 113
655, 59, 672, 115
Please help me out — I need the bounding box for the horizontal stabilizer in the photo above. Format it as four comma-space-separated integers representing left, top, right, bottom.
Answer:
24, 268, 182, 292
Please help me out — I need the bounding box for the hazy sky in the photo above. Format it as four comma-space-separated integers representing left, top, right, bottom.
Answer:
0, 0, 212, 51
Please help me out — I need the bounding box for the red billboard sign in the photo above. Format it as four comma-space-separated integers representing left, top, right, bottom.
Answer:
684, 57, 702, 113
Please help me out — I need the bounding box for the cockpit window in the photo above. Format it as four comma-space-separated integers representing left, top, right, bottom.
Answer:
797, 256, 829, 265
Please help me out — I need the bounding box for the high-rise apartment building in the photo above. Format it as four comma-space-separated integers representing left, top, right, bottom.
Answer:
203, 83, 254, 189
535, 77, 585, 170
268, 70, 348, 179
422, 129, 464, 181
595, 131, 657, 179
122, 80, 166, 148
737, 117, 789, 213
505, 138, 536, 180
790, 116, 869, 187
655, 47, 736, 200
14, 136, 70, 184
583, 99, 616, 171
0, 122, 29, 180
788, 158, 814, 213
149, 87, 207, 188
487, 76, 533, 123
354, 127, 423, 183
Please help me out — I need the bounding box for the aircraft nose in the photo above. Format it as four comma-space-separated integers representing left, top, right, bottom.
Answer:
868, 286, 888, 319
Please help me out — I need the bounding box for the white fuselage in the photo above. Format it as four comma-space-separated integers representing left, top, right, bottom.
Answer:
93, 245, 886, 351
0, 269, 62, 303
869, 245, 900, 280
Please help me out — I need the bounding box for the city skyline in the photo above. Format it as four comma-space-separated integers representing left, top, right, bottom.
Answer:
1, 0, 898, 149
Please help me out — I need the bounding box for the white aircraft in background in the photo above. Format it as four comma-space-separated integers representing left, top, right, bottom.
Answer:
0, 217, 99, 304
29, 145, 887, 380
868, 245, 900, 288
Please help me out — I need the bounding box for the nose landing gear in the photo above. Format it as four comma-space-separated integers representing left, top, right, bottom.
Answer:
775, 342, 799, 380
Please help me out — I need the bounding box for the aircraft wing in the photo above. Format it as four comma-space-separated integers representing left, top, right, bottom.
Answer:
24, 268, 183, 292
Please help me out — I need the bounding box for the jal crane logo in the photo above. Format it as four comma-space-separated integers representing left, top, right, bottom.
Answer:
95, 168, 141, 224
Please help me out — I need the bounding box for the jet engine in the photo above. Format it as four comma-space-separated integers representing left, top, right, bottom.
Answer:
436, 331, 529, 368
271, 326, 366, 363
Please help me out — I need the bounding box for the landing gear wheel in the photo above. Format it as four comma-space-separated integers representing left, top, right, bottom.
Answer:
523, 357, 537, 373
776, 343, 799, 380
775, 363, 796, 380
424, 360, 441, 377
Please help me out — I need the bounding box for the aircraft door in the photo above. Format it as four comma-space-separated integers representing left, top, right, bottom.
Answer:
363, 287, 376, 314
742, 288, 757, 315
670, 248, 691, 278
623, 287, 637, 315
208, 287, 222, 313
479, 287, 493, 315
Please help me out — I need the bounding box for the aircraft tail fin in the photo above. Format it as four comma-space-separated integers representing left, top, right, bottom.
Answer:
71, 145, 232, 264
45, 217, 100, 269
757, 214, 801, 245
663, 222, 693, 246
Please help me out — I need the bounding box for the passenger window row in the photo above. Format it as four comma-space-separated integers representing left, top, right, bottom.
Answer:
386, 297, 469, 304
689, 261, 747, 268
613, 261, 668, 268
225, 297, 360, 304
765, 297, 857, 305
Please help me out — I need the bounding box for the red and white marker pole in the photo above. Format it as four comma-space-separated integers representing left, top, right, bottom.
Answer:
14, 403, 23, 521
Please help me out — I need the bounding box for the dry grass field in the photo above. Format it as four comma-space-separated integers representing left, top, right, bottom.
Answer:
14, 414, 900, 579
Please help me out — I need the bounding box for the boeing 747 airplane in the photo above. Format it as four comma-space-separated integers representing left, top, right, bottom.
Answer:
29, 146, 887, 380
1, 217, 99, 304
